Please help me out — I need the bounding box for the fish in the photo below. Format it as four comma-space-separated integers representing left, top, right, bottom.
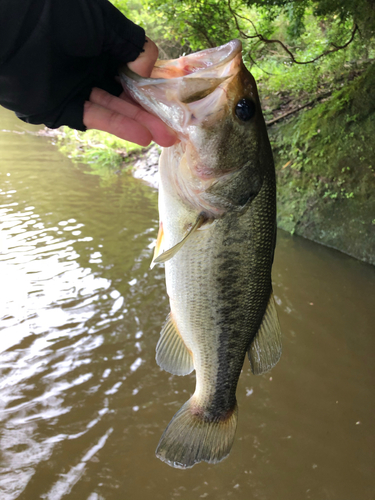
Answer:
120, 39, 282, 469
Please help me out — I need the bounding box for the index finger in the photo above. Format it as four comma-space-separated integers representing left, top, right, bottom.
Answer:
89, 88, 177, 147
83, 101, 153, 146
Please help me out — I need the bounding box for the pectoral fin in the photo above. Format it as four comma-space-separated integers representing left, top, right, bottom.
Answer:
156, 313, 194, 376
153, 214, 205, 265
248, 292, 282, 375
151, 222, 165, 269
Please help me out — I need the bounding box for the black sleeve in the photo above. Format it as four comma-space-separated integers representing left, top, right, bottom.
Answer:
0, 0, 146, 130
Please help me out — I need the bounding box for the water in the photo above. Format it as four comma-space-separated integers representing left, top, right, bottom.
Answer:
0, 107, 374, 500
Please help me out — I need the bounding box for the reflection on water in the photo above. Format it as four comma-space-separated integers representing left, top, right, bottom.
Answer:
0, 107, 374, 500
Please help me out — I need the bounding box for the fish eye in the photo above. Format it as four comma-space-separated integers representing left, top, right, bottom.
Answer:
235, 98, 256, 121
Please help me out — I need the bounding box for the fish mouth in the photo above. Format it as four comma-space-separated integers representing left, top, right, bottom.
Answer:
151, 39, 242, 78
120, 40, 243, 134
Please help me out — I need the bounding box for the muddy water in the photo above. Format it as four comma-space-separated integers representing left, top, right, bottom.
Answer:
0, 106, 374, 500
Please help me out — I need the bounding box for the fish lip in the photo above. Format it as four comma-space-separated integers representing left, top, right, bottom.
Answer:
120, 39, 242, 85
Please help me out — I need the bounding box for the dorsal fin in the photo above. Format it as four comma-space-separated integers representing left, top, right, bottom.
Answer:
156, 313, 194, 376
248, 292, 282, 375
153, 214, 205, 265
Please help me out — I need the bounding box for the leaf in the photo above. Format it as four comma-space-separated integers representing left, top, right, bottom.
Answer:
282, 160, 292, 169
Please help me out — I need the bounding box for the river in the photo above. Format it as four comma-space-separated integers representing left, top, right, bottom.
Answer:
0, 107, 374, 500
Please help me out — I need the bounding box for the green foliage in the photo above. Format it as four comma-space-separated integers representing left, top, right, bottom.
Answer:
311, 0, 375, 33
111, 0, 374, 102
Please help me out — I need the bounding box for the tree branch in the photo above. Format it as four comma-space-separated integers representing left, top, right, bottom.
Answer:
227, 0, 359, 65
265, 91, 332, 126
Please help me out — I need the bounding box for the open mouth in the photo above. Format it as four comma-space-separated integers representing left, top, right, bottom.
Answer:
120, 40, 243, 131
150, 39, 242, 80
150, 40, 242, 104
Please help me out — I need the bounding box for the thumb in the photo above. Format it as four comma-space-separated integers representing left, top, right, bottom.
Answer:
127, 37, 159, 78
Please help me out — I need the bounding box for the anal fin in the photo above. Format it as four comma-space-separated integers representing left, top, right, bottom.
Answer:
156, 313, 194, 376
248, 292, 282, 375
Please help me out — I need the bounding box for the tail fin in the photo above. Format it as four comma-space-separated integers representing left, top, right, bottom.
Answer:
156, 398, 238, 469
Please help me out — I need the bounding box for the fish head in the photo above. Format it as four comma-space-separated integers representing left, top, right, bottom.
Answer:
120, 40, 273, 215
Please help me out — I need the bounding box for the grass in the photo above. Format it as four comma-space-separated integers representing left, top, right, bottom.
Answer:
56, 127, 145, 177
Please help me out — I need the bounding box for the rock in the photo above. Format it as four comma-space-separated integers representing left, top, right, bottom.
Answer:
131, 145, 161, 189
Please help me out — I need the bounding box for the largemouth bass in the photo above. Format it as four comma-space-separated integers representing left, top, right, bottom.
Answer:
120, 39, 281, 469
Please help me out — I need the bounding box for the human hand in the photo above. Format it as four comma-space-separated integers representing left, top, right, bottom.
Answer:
83, 38, 177, 147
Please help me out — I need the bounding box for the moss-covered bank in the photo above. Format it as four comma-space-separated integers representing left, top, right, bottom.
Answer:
269, 63, 375, 265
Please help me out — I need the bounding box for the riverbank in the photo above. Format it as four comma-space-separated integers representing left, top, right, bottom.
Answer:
270, 62, 375, 266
